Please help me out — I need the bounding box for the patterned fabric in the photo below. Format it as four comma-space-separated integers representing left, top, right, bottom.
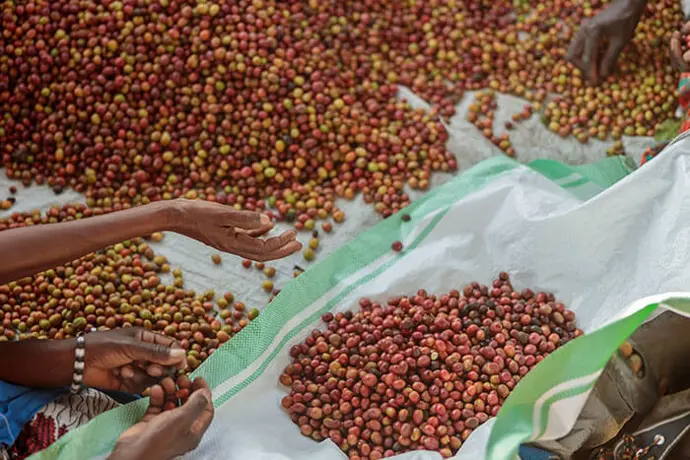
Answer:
0, 382, 64, 447
679, 72, 690, 109
1, 389, 118, 460
640, 142, 670, 166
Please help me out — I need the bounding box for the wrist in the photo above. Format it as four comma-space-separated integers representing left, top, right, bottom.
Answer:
152, 200, 187, 233
108, 445, 141, 460
110, 439, 158, 460
0, 338, 76, 387
163, 199, 196, 234
46, 338, 78, 387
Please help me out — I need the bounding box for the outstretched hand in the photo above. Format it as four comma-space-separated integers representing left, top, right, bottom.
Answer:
172, 200, 302, 262
109, 376, 214, 460
567, 0, 646, 83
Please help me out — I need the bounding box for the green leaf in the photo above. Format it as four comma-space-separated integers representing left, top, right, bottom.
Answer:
655, 118, 683, 142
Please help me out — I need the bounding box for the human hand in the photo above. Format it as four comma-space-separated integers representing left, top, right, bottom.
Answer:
566, 0, 647, 83
670, 22, 690, 72
171, 199, 301, 262
109, 376, 214, 460
83, 328, 187, 394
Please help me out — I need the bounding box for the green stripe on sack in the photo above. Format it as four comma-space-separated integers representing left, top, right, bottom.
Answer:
487, 303, 658, 459
534, 377, 600, 440
30, 155, 633, 460
528, 155, 635, 190
488, 297, 690, 459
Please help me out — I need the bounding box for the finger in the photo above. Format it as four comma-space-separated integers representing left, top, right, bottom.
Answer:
119, 328, 185, 368
228, 229, 295, 258
227, 242, 301, 262
145, 364, 163, 377
237, 225, 272, 238
600, 39, 625, 79
123, 340, 187, 369
671, 31, 683, 58
257, 230, 298, 253
191, 376, 210, 393
581, 28, 601, 82
121, 368, 160, 394
671, 31, 687, 70
232, 231, 301, 262
136, 329, 181, 349
251, 240, 303, 262
149, 383, 166, 409
162, 388, 214, 452
188, 378, 214, 436
682, 21, 690, 34
160, 376, 177, 397
131, 330, 186, 370
227, 210, 274, 232
177, 374, 192, 390
566, 25, 586, 63
121, 364, 135, 379
264, 240, 302, 261
144, 363, 176, 378
165, 386, 213, 433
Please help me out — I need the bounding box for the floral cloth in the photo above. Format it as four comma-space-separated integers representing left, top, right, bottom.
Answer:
1, 389, 118, 459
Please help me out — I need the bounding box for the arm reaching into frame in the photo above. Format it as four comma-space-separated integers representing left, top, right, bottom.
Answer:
566, 0, 647, 83
0, 199, 301, 285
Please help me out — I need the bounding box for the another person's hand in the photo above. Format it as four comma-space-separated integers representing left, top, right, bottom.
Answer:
83, 328, 187, 394
567, 0, 646, 83
171, 199, 302, 261
109, 376, 214, 460
670, 22, 690, 72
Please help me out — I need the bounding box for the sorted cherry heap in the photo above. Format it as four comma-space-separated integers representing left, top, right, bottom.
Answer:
280, 273, 582, 459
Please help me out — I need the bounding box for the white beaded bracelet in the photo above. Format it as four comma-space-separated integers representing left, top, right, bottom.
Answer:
70, 334, 86, 394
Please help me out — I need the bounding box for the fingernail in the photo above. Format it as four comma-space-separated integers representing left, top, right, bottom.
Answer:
171, 348, 186, 360
148, 366, 163, 377
122, 367, 134, 378
260, 214, 272, 225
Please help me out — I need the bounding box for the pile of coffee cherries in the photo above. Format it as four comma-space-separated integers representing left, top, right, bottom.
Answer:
0, 0, 683, 228
280, 273, 582, 459
0, 203, 257, 370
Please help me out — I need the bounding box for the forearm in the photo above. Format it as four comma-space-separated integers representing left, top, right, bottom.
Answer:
0, 200, 178, 285
0, 338, 75, 387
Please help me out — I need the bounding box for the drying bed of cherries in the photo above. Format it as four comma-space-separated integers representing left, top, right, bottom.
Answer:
280, 273, 582, 459
0, 0, 677, 432
0, 0, 684, 220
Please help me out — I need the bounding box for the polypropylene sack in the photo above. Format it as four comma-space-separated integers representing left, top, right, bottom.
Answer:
36, 131, 690, 460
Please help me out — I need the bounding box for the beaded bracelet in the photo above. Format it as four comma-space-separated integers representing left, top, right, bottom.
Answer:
70, 334, 86, 394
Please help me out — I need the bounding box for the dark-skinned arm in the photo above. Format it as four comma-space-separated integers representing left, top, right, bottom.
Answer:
0, 200, 300, 388
0, 201, 176, 286
0, 199, 301, 286
0, 338, 75, 387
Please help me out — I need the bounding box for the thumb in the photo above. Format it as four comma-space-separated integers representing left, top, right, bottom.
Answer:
176, 389, 212, 426
124, 341, 187, 366
159, 389, 212, 456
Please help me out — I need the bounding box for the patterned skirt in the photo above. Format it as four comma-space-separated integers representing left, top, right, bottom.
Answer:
1, 389, 118, 460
